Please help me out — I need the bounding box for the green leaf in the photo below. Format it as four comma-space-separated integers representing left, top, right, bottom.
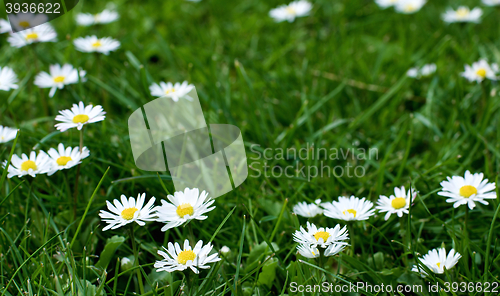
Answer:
257, 257, 278, 288
95, 235, 126, 270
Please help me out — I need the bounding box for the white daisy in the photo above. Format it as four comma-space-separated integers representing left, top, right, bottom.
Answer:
54, 101, 106, 132
155, 188, 215, 232
269, 0, 312, 23
34, 64, 87, 97
482, 0, 500, 6
155, 240, 221, 274
394, 0, 426, 14
0, 66, 18, 91
461, 60, 498, 83
46, 143, 90, 176
442, 7, 482, 23
149, 81, 195, 102
292, 221, 349, 249
7, 13, 48, 31
76, 9, 119, 26
322, 196, 376, 221
297, 244, 320, 258
438, 170, 496, 210
376, 186, 417, 220
0, 126, 18, 144
407, 64, 437, 78
99, 193, 157, 231
412, 248, 461, 276
2, 151, 51, 178
7, 23, 57, 48
293, 199, 323, 217
73, 36, 120, 55
0, 19, 11, 33
375, 0, 400, 9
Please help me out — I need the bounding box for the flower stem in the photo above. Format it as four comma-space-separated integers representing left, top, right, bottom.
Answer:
130, 225, 145, 294
348, 223, 355, 256
72, 128, 84, 219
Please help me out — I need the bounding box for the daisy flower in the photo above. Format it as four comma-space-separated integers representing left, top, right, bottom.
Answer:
269, 1, 312, 23
155, 188, 215, 232
438, 170, 496, 210
376, 186, 417, 220
461, 60, 498, 83
46, 143, 90, 176
7, 13, 48, 31
55, 101, 106, 132
34, 64, 87, 97
322, 196, 376, 221
73, 36, 120, 55
154, 239, 221, 274
412, 248, 461, 276
0, 66, 18, 91
297, 243, 320, 258
76, 9, 119, 26
394, 0, 426, 14
442, 7, 482, 23
375, 0, 400, 9
482, 0, 500, 6
7, 23, 57, 48
2, 151, 51, 178
0, 126, 18, 144
293, 199, 323, 217
149, 81, 195, 102
293, 221, 349, 249
99, 193, 157, 231
0, 19, 11, 33
407, 64, 437, 79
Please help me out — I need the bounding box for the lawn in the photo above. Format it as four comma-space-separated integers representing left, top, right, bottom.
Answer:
1, 0, 500, 295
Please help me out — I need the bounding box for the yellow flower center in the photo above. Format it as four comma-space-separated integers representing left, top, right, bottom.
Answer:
456, 8, 469, 17
459, 185, 477, 198
476, 68, 487, 78
21, 160, 37, 172
176, 203, 194, 218
314, 231, 330, 242
92, 41, 102, 48
19, 21, 30, 27
436, 262, 441, 268
25, 33, 38, 40
404, 4, 416, 12
53, 76, 65, 83
343, 209, 357, 217
165, 88, 176, 94
286, 7, 296, 14
391, 197, 407, 209
72, 114, 89, 124
177, 250, 196, 265
56, 156, 72, 166
121, 207, 138, 220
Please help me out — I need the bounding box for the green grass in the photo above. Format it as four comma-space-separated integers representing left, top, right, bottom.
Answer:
1, 0, 500, 295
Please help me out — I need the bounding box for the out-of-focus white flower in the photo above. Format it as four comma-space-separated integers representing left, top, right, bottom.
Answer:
394, 0, 426, 14
0, 66, 18, 91
76, 9, 119, 26
482, 0, 500, 6
0, 19, 12, 33
375, 0, 400, 9
0, 126, 18, 144
7, 13, 48, 31
55, 101, 106, 132
149, 81, 195, 101
73, 35, 120, 55
155, 240, 221, 274
7, 23, 57, 48
34, 64, 86, 97
407, 64, 437, 79
442, 7, 482, 23
269, 1, 312, 23
461, 60, 498, 83
293, 199, 323, 217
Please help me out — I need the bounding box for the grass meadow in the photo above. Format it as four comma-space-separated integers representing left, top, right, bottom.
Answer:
1, 0, 500, 295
